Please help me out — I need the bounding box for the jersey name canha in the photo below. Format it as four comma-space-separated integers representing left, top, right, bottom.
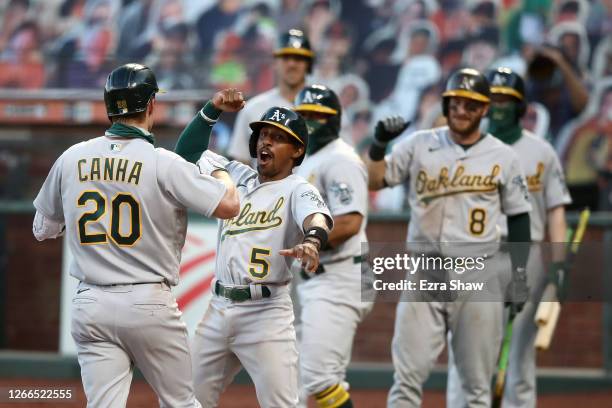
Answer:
33, 135, 226, 285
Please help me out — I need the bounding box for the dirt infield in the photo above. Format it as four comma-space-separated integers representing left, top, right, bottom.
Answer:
0, 379, 611, 407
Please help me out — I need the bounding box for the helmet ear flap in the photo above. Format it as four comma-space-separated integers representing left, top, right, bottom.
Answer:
249, 131, 258, 159
517, 99, 527, 118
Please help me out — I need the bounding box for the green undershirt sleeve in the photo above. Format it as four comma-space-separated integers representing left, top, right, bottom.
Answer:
507, 212, 531, 270
174, 101, 222, 164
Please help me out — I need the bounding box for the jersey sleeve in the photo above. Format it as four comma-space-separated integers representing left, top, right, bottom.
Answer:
226, 159, 257, 185
323, 159, 368, 217
159, 154, 227, 217
500, 152, 532, 216
384, 135, 415, 187
544, 148, 572, 209
227, 106, 253, 162
291, 182, 333, 231
33, 211, 65, 241
33, 154, 65, 222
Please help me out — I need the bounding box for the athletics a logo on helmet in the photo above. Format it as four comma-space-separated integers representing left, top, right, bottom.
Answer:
270, 109, 286, 122
302, 91, 315, 103
460, 75, 472, 90
491, 73, 506, 86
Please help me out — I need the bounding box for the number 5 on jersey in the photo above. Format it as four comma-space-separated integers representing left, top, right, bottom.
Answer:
249, 247, 271, 279
78, 190, 141, 246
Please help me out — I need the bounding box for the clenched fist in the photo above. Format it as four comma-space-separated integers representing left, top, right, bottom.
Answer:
374, 116, 410, 143
212, 88, 245, 112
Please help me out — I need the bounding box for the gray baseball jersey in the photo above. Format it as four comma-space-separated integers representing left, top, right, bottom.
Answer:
228, 88, 293, 163
296, 139, 368, 263
446, 131, 572, 408
33, 135, 226, 285
384, 126, 531, 244
215, 160, 332, 285
498, 129, 571, 241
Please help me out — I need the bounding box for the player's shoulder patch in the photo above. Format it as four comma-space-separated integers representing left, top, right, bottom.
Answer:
329, 179, 355, 205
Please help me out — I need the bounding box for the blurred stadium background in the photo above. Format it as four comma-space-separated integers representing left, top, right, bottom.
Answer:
0, 0, 611, 406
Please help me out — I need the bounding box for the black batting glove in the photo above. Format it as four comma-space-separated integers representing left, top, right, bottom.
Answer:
374, 116, 410, 143
369, 116, 410, 161
505, 267, 529, 316
548, 261, 568, 302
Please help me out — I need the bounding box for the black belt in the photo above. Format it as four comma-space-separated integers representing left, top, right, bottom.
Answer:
300, 255, 363, 280
214, 280, 271, 301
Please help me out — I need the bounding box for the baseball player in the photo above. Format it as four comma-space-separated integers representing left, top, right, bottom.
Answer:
292, 84, 372, 408
446, 68, 571, 408
227, 29, 313, 165
367, 68, 533, 408
175, 105, 333, 407
32, 63, 242, 408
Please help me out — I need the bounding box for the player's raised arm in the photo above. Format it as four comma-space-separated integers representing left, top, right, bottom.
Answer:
196, 149, 241, 219
161, 151, 239, 220
366, 116, 410, 190
175, 88, 245, 163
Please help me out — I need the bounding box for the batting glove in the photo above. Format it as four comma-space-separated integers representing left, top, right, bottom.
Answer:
374, 116, 410, 143
369, 116, 410, 161
548, 261, 568, 302
197, 150, 230, 176
505, 267, 529, 315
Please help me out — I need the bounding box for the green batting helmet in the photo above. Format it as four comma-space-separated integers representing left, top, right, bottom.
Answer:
104, 63, 162, 118
274, 29, 314, 73
274, 29, 314, 59
294, 84, 342, 152
249, 107, 309, 165
442, 68, 491, 116
486, 67, 527, 117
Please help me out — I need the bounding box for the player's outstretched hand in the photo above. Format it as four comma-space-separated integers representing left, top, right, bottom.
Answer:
279, 242, 319, 274
374, 116, 410, 143
212, 88, 245, 112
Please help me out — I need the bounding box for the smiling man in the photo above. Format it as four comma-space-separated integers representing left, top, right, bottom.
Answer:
228, 29, 314, 165
367, 68, 532, 408
175, 104, 333, 408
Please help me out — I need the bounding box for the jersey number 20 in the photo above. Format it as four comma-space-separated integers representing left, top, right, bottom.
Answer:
78, 190, 141, 246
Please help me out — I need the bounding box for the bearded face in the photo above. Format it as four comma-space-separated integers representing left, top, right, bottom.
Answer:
447, 96, 488, 137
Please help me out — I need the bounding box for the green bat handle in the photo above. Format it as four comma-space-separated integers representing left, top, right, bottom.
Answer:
492, 316, 514, 407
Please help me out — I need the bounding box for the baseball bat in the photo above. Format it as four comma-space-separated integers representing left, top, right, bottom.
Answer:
534, 208, 590, 351
492, 312, 515, 408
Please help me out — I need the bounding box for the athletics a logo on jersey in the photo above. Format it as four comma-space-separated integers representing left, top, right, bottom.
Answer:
269, 109, 286, 122
110, 143, 122, 152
